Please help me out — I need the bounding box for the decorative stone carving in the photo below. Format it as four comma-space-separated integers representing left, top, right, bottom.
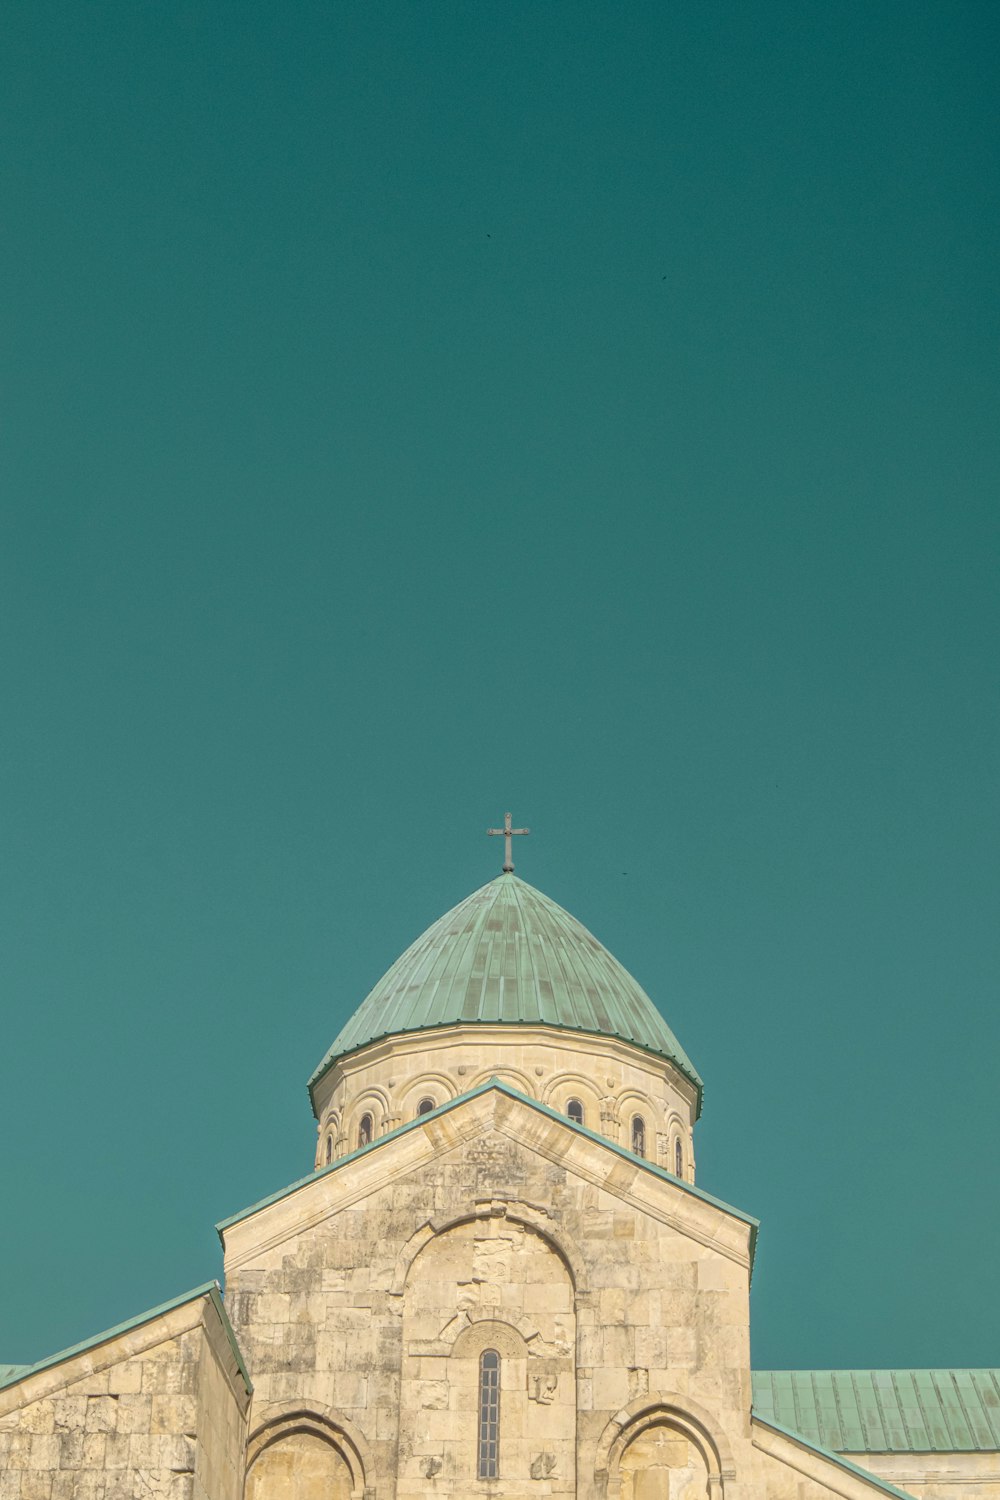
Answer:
528, 1362, 560, 1403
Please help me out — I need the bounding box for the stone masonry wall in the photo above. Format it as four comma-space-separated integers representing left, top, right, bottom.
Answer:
0, 1304, 248, 1500
224, 1091, 752, 1499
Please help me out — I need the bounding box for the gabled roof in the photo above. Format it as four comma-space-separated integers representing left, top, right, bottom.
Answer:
309, 874, 701, 1108
217, 1077, 756, 1262
752, 1370, 1000, 1453
0, 1282, 251, 1396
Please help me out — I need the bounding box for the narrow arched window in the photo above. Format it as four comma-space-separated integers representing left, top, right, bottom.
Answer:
478, 1348, 500, 1478
631, 1114, 646, 1158
416, 1097, 435, 1116
674, 1137, 683, 1177
566, 1098, 584, 1125
358, 1113, 373, 1148
324, 1136, 333, 1164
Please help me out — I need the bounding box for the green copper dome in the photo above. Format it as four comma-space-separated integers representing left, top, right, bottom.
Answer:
309, 874, 701, 1103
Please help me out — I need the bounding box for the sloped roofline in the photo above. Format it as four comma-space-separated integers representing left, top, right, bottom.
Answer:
752, 1415, 921, 1500
0, 1281, 252, 1396
216, 1077, 757, 1263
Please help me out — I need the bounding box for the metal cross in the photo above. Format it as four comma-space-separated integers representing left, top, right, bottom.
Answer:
487, 811, 530, 873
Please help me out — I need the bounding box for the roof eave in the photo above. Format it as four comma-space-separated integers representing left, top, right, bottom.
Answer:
306, 1019, 704, 1119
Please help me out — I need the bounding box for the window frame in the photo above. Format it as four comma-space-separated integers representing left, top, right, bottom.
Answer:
477, 1347, 501, 1479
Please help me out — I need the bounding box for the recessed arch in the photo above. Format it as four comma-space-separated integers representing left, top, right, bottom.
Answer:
468, 1063, 537, 1096
397, 1070, 457, 1110
390, 1203, 584, 1297
595, 1394, 736, 1497
246, 1404, 372, 1500
348, 1083, 392, 1115
539, 1070, 604, 1110
452, 1317, 530, 1359
616, 1086, 659, 1121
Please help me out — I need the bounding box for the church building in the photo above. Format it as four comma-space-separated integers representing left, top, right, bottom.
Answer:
2, 828, 998, 1499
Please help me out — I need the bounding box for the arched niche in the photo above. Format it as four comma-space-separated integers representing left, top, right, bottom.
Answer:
245, 1409, 368, 1500
390, 1204, 584, 1300
396, 1219, 576, 1498
597, 1399, 733, 1500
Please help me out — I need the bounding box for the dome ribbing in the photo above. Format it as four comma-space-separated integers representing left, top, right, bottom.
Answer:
308, 874, 701, 1102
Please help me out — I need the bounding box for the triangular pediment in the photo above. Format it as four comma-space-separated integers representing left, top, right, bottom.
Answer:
219, 1081, 756, 1273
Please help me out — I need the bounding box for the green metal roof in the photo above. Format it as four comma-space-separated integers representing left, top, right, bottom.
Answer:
752, 1371, 1000, 1453
0, 1283, 251, 1396
309, 874, 701, 1105
752, 1415, 922, 1500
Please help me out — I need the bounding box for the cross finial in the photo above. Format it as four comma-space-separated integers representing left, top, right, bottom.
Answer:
487, 811, 530, 873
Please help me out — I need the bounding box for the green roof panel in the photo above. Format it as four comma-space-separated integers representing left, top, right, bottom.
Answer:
752, 1371, 1000, 1453
309, 873, 701, 1105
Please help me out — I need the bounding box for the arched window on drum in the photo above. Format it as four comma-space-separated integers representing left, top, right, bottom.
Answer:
357, 1113, 373, 1149
631, 1114, 646, 1158
566, 1098, 584, 1125
674, 1136, 683, 1178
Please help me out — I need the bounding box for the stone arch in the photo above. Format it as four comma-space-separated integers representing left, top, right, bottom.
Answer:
617, 1087, 659, 1126
395, 1217, 577, 1497
468, 1063, 537, 1095
451, 1317, 531, 1359
245, 1404, 372, 1499
315, 1110, 341, 1168
351, 1084, 391, 1118
389, 1203, 583, 1299
664, 1111, 695, 1181
397, 1071, 456, 1115
596, 1395, 735, 1500
540, 1071, 604, 1120
349, 1088, 391, 1147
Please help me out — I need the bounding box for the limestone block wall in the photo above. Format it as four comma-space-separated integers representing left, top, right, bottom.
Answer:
229, 1088, 957, 1500
841, 1451, 1000, 1500
223, 1088, 752, 1500
0, 1292, 249, 1500
311, 1024, 699, 1182
745, 1423, 1000, 1500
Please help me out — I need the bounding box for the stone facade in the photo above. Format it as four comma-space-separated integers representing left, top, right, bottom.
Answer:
222, 1082, 992, 1500
0, 1288, 249, 1500
4, 875, 997, 1499
310, 1026, 698, 1182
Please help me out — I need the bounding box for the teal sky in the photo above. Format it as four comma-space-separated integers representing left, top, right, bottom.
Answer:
2, 1, 998, 1371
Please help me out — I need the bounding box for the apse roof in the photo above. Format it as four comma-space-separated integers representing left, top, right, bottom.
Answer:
308, 873, 701, 1104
